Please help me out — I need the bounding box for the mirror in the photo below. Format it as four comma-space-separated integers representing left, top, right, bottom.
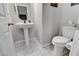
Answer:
17, 5, 27, 23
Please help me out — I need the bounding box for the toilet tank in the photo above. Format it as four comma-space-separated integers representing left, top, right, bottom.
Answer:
62, 26, 76, 41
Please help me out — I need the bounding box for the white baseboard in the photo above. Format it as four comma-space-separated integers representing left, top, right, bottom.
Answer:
41, 42, 52, 48
33, 38, 52, 48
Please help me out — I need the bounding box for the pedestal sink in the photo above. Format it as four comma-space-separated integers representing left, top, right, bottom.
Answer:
15, 22, 33, 46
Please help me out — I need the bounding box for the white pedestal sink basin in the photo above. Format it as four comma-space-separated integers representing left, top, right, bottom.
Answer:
15, 22, 33, 29
15, 22, 33, 46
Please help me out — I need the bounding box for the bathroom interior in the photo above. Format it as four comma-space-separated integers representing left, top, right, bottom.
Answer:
0, 3, 79, 56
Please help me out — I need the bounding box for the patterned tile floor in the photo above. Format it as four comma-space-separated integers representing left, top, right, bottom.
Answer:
16, 39, 54, 56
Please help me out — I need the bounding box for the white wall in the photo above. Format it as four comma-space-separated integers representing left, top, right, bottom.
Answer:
42, 3, 61, 45
33, 3, 61, 46
0, 3, 16, 56
60, 3, 79, 34
33, 3, 43, 44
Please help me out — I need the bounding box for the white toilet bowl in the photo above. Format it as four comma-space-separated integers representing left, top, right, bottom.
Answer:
52, 36, 69, 56
52, 26, 76, 56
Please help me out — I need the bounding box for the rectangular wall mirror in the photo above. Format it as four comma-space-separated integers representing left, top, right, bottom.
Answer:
15, 4, 28, 23
17, 6, 27, 20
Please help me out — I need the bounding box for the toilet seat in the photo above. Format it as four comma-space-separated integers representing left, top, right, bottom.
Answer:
52, 36, 69, 47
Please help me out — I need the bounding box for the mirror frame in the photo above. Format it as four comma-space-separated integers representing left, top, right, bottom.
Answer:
14, 3, 29, 20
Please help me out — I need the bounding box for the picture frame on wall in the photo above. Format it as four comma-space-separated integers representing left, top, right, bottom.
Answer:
50, 3, 58, 7
71, 3, 79, 6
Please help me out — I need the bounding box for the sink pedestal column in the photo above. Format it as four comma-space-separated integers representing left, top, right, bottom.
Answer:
24, 28, 30, 46
14, 22, 33, 47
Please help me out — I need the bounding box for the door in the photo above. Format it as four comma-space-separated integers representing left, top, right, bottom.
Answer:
0, 3, 16, 56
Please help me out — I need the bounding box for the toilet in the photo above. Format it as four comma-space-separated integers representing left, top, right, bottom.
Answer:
52, 26, 76, 56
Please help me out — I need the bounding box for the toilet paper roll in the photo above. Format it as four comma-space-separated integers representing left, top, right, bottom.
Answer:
65, 41, 73, 50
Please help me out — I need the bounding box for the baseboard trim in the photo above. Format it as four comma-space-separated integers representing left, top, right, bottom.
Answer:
41, 42, 52, 48
33, 38, 52, 48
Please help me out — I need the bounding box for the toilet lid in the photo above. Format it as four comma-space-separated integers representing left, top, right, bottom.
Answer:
52, 36, 69, 44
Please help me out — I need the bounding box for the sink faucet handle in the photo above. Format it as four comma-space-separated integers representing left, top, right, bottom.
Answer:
28, 20, 31, 23
8, 23, 14, 26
